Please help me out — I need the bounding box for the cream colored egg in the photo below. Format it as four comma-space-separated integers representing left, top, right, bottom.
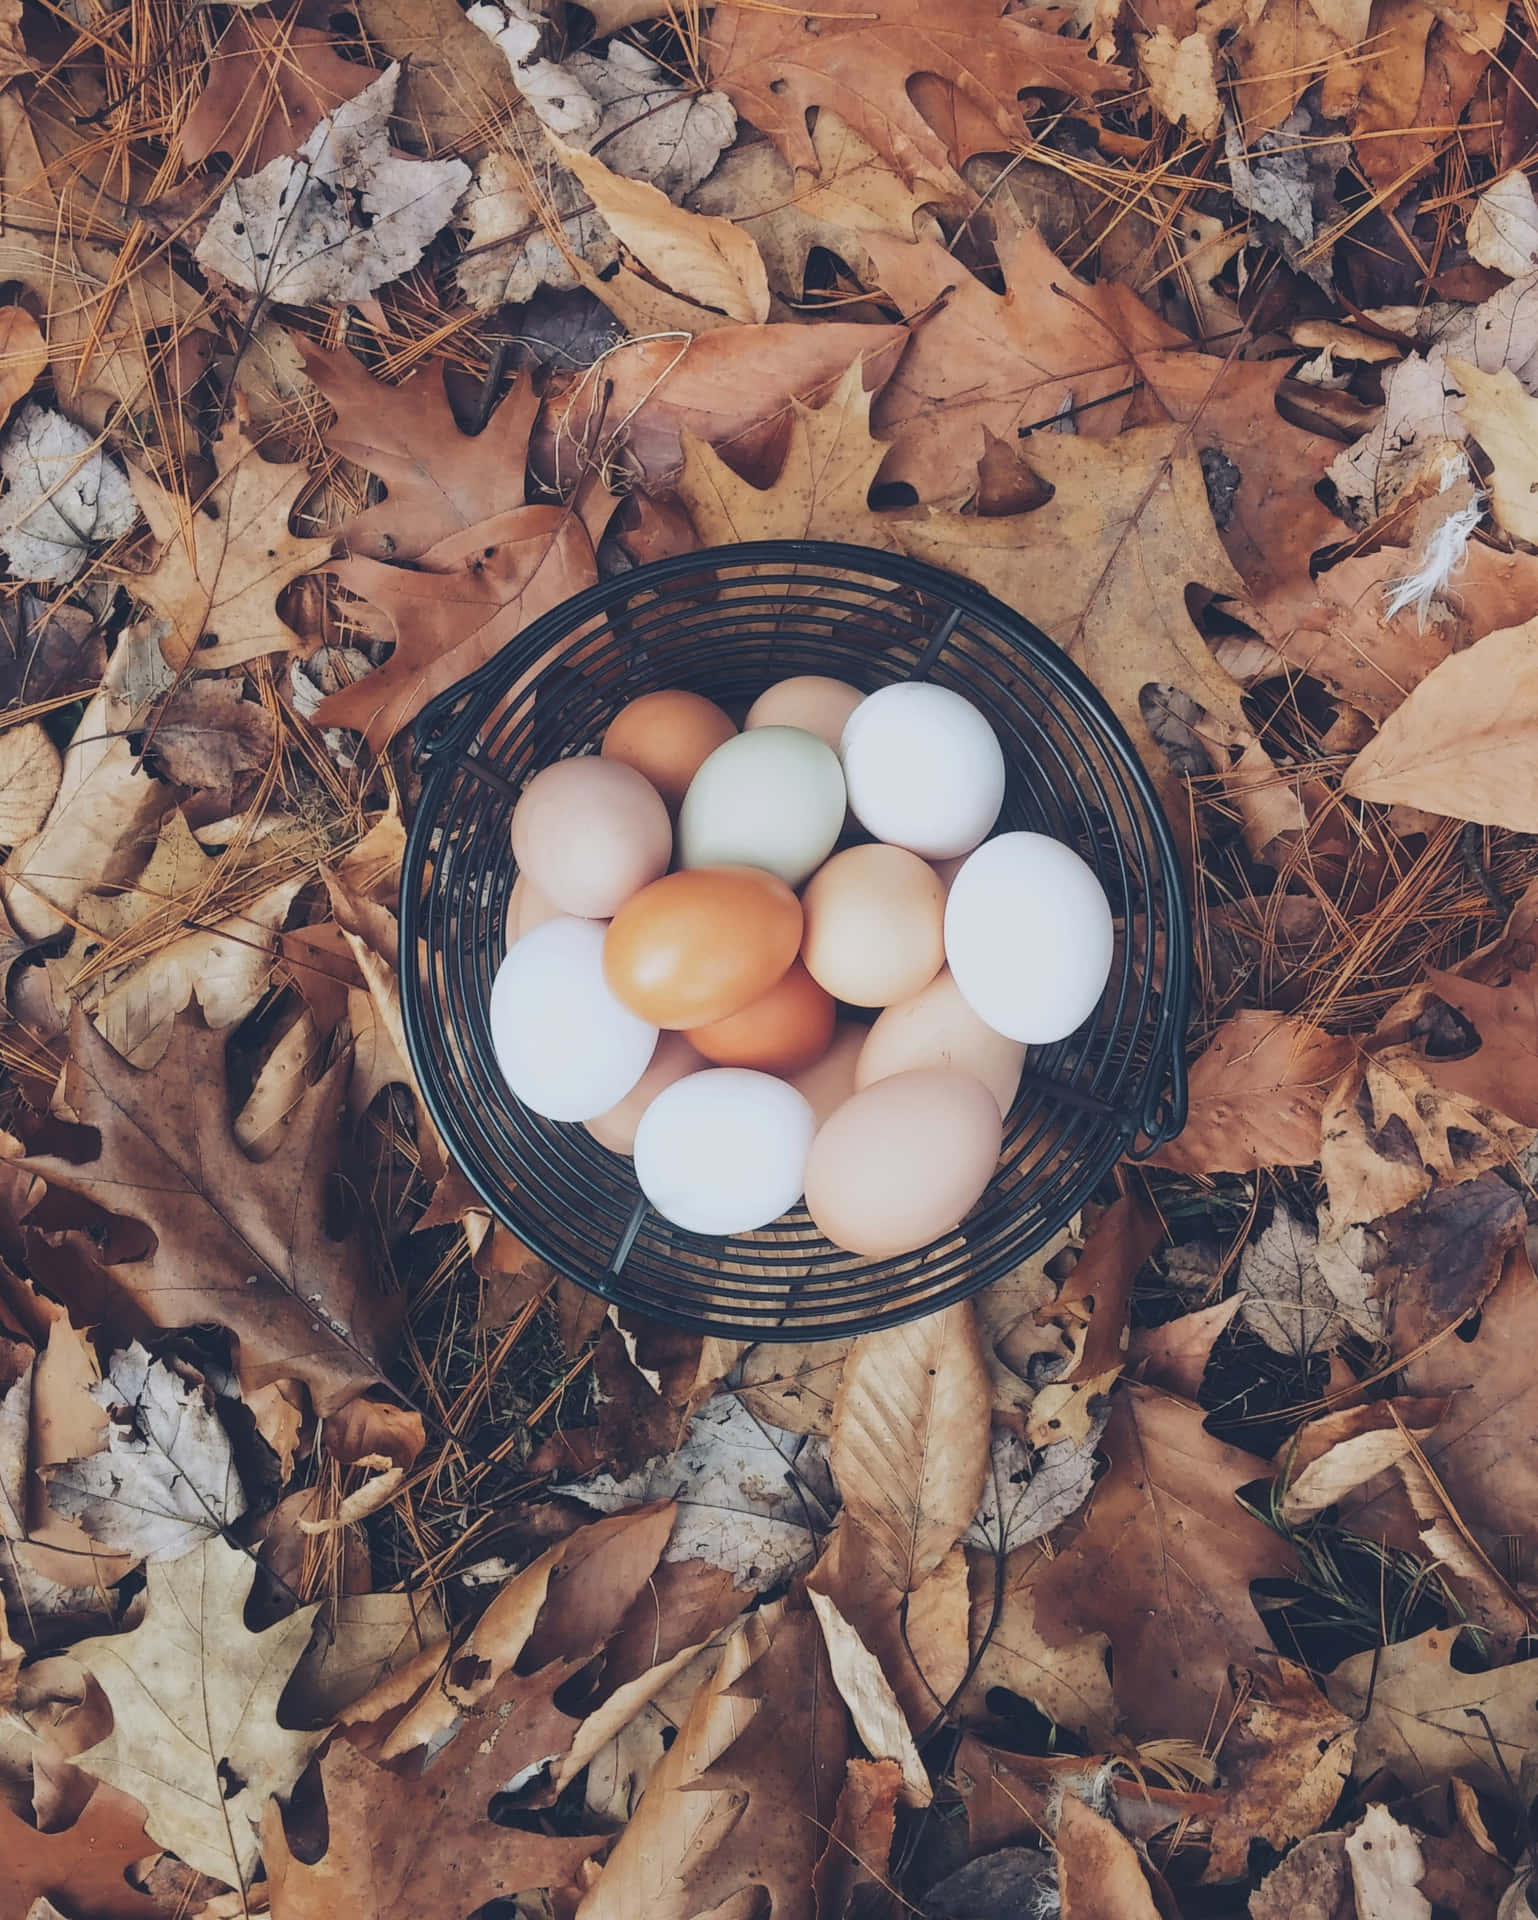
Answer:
510, 756, 671, 919
801, 843, 945, 1007
857, 968, 1025, 1118
504, 872, 564, 947
786, 1020, 866, 1126
746, 676, 864, 750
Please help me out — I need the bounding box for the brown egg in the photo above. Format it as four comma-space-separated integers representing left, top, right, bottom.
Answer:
511, 756, 671, 919
602, 690, 737, 814
746, 675, 864, 750
801, 843, 946, 1007
687, 961, 835, 1074
504, 872, 564, 948
805, 1068, 1003, 1258
584, 1031, 706, 1155
604, 866, 803, 1028
787, 1020, 866, 1126
857, 968, 1026, 1118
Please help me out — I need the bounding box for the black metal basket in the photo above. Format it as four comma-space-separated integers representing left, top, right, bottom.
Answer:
400, 541, 1190, 1339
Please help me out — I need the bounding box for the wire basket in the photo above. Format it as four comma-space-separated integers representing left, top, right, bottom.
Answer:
401, 541, 1190, 1340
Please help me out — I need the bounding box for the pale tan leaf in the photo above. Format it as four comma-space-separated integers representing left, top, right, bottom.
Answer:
808, 1588, 931, 1807
1277, 1397, 1446, 1525
1467, 170, 1538, 277
0, 723, 59, 844
296, 1465, 403, 1533
1346, 1805, 1432, 1920
0, 307, 44, 430
286, 1591, 447, 1725
1150, 1013, 1354, 1176
1454, 361, 1538, 546
1140, 27, 1221, 137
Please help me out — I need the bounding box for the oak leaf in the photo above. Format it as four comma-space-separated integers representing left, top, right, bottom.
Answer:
298, 339, 539, 562
71, 1533, 325, 1887
20, 1007, 389, 1414
1206, 1661, 1355, 1878
955, 1546, 1116, 1748
1030, 1383, 1293, 1745
864, 231, 1180, 500
0, 1783, 163, 1920
1327, 1624, 1538, 1797
123, 406, 333, 673
1420, 958, 1538, 1127
1152, 1013, 1355, 1175
178, 15, 378, 173
143, 678, 276, 792
706, 0, 1126, 192
898, 423, 1252, 818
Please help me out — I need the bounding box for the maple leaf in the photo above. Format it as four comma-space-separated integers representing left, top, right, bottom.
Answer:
0, 1782, 163, 1920
177, 14, 378, 174
1030, 1383, 1293, 1745
1151, 1013, 1355, 1175
263, 1735, 606, 1920
1235, 1209, 1381, 1362
706, 0, 1126, 192
122, 403, 333, 673
676, 357, 896, 546
298, 340, 539, 561
0, 404, 137, 584
862, 230, 1181, 500
70, 1533, 325, 1887
1344, 615, 1538, 830
1327, 1624, 1538, 1797
897, 422, 1252, 819
19, 1007, 391, 1414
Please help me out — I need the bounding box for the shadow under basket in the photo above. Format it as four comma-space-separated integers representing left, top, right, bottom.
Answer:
401, 540, 1191, 1340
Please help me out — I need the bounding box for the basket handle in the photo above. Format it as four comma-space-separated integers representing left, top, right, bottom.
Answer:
412, 667, 506, 771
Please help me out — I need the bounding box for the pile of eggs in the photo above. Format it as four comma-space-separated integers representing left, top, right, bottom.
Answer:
489, 676, 1115, 1259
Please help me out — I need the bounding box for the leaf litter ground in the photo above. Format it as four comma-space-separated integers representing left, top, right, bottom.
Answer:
6, 2, 1538, 1917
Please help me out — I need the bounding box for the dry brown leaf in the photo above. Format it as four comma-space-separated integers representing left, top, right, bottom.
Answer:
145, 678, 276, 792
353, 0, 531, 158
1141, 27, 1221, 136
264, 1733, 605, 1920
1344, 616, 1538, 828
0, 723, 59, 846
1027, 1196, 1162, 1447
811, 1758, 901, 1920
735, 1339, 849, 1436
550, 135, 768, 323
1207, 1661, 1355, 1879
1249, 1830, 1354, 1920
1031, 1383, 1292, 1745
299, 340, 539, 563
123, 403, 334, 673
1276, 1396, 1447, 1525
20, 1008, 390, 1414
807, 1589, 930, 1807
0, 307, 44, 431
706, 0, 1125, 191
957, 1543, 1116, 1744
1421, 955, 1538, 1126
1055, 1791, 1162, 1919
0, 1782, 163, 1920
178, 15, 378, 172
864, 231, 1180, 500
71, 1533, 324, 1887
1346, 1804, 1431, 1920
899, 423, 1252, 822
285, 1591, 445, 1726
1152, 1013, 1356, 1175
1127, 1298, 1241, 1398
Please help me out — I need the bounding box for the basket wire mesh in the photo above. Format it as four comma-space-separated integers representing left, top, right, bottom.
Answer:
400, 541, 1190, 1339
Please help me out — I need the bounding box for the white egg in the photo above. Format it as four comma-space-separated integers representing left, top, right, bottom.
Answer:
944, 833, 1114, 1045
840, 683, 1006, 859
677, 727, 846, 887
489, 916, 659, 1122
633, 1068, 816, 1235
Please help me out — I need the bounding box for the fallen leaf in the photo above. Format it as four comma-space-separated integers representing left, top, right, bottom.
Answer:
706, 0, 1125, 192
558, 1394, 827, 1594
1152, 1015, 1358, 1175
966, 1422, 1105, 1556
0, 1782, 163, 1920
43, 1341, 245, 1563
1141, 27, 1222, 138
1372, 1172, 1524, 1351
1346, 1804, 1432, 1920
808, 1588, 931, 1806
0, 723, 59, 845
352, 0, 529, 158
1127, 1298, 1241, 1398
811, 1758, 901, 1920
1236, 1209, 1381, 1362
285, 1591, 445, 1726
21, 1008, 390, 1414
1328, 1625, 1538, 1796
864, 230, 1180, 500
298, 339, 538, 562
1031, 1384, 1293, 1745
179, 15, 378, 172
0, 307, 44, 429
71, 1533, 324, 1887
264, 1733, 605, 1920
1207, 1661, 1355, 1879
734, 1338, 849, 1435
0, 593, 99, 712
549, 136, 769, 324
1468, 169, 1538, 276
957, 1539, 1116, 1744
1249, 1829, 1354, 1920
0, 406, 136, 584
1276, 1396, 1447, 1525
898, 423, 1252, 819
1055, 1790, 1162, 1920
196, 65, 470, 306
144, 678, 276, 792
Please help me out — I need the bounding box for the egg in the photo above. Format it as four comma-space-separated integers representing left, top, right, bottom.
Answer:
687, 961, 835, 1074
857, 968, 1026, 1118
678, 726, 846, 887
584, 1030, 706, 1155
634, 1068, 816, 1235
746, 675, 864, 749
511, 756, 671, 919
786, 1019, 866, 1126
840, 683, 1006, 858
504, 872, 563, 947
602, 690, 736, 814
945, 832, 1114, 1044
489, 916, 658, 1122
604, 865, 803, 1028
801, 843, 946, 1007
804, 1068, 1003, 1258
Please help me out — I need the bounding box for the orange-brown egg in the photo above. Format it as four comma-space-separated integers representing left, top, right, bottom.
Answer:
805, 1068, 1002, 1258
602, 690, 736, 814
687, 961, 835, 1074
801, 843, 946, 1007
604, 866, 803, 1028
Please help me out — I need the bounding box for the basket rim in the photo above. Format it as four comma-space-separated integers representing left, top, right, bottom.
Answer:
399, 538, 1192, 1340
